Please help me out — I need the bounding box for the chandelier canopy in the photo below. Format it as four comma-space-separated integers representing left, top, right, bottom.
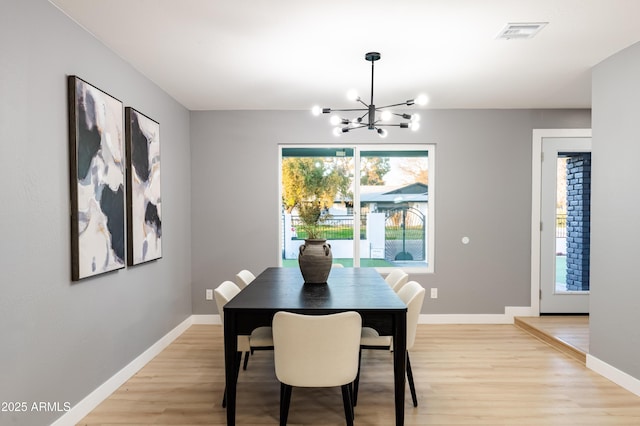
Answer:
312, 52, 428, 138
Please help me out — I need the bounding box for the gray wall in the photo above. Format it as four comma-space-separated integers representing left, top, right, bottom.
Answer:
190, 109, 590, 315
0, 1, 192, 425
591, 41, 640, 379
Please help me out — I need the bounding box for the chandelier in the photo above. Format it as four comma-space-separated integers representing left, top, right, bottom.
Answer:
311, 52, 428, 138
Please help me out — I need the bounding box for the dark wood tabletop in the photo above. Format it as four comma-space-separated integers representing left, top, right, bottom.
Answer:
223, 267, 408, 425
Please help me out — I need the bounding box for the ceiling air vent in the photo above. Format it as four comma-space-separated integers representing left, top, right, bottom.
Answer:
496, 22, 548, 40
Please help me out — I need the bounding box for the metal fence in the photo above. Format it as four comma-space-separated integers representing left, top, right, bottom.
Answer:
556, 214, 567, 238
289, 215, 366, 240
384, 207, 426, 261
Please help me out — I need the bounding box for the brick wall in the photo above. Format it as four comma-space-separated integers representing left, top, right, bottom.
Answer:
566, 154, 591, 291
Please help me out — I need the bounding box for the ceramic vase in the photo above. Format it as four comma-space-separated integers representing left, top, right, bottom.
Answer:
298, 239, 333, 284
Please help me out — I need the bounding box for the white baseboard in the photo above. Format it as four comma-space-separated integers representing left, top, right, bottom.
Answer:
587, 354, 640, 397
192, 314, 220, 324
51, 316, 193, 426
505, 306, 537, 319
419, 306, 535, 324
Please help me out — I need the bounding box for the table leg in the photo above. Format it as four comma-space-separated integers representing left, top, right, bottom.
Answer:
393, 312, 407, 425
224, 311, 238, 425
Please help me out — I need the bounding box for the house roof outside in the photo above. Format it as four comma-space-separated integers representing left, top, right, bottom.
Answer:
355, 183, 428, 204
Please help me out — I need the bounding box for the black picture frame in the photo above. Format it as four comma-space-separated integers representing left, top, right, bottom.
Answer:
68, 76, 125, 280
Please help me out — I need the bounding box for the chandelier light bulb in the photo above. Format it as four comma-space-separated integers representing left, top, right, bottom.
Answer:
311, 105, 322, 116
411, 113, 421, 122
333, 127, 342, 137
329, 115, 342, 126
377, 128, 388, 138
381, 110, 392, 121
410, 121, 421, 131
347, 89, 359, 101
415, 94, 429, 106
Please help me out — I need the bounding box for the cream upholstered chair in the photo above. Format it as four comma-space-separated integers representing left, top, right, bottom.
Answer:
273, 311, 362, 426
355, 269, 408, 370
235, 269, 256, 289
384, 269, 409, 293
332, 263, 344, 268
356, 281, 425, 407
215, 280, 273, 370
214, 281, 273, 406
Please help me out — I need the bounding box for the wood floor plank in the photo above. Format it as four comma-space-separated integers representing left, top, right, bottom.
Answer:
77, 324, 640, 425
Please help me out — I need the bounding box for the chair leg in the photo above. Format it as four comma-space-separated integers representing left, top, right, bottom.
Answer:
280, 383, 292, 426
348, 383, 355, 420
222, 387, 226, 408
341, 384, 354, 426
406, 352, 418, 407
222, 352, 243, 408
353, 349, 362, 406
242, 351, 250, 370
347, 382, 356, 419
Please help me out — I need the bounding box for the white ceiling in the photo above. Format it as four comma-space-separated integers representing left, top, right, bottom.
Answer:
50, 0, 640, 111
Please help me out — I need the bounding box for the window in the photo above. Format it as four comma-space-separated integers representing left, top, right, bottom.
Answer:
279, 144, 434, 272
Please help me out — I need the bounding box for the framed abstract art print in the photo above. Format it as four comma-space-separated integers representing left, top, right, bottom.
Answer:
125, 107, 162, 266
68, 76, 125, 280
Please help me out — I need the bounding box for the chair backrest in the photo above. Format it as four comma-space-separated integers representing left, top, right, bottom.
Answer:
385, 269, 409, 292
235, 269, 256, 289
396, 281, 425, 350
273, 311, 362, 388
332, 263, 344, 268
214, 280, 241, 324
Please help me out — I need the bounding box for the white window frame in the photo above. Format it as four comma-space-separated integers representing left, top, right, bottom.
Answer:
278, 143, 435, 274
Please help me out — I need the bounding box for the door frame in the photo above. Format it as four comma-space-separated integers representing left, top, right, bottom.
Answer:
531, 129, 592, 315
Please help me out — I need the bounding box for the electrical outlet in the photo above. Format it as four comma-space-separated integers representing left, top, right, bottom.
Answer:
430, 288, 438, 299
206, 289, 213, 300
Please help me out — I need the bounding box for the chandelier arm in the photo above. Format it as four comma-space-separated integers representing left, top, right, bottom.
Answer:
347, 124, 368, 130
325, 107, 369, 112
375, 123, 409, 127
376, 102, 412, 109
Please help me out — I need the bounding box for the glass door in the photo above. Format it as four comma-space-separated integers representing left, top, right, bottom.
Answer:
540, 137, 591, 313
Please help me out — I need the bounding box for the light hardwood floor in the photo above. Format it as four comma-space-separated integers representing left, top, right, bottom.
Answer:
78, 323, 640, 425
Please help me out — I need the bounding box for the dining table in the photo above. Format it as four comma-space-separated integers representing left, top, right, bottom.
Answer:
222, 266, 408, 425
